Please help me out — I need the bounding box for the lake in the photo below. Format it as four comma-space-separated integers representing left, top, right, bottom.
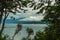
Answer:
0, 24, 47, 40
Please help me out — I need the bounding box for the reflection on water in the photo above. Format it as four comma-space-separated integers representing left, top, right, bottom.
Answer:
0, 24, 47, 40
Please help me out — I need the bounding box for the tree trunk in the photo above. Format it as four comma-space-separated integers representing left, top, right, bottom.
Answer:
0, 12, 3, 24
0, 11, 9, 34
0, 16, 6, 34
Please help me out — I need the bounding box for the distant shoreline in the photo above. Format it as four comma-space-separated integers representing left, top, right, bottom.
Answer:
5, 21, 48, 24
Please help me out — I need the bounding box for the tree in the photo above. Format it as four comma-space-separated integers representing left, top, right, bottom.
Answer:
34, 31, 46, 40
44, 0, 60, 40
12, 23, 22, 40
21, 28, 34, 40
0, 0, 34, 40
26, 27, 34, 40
33, 0, 60, 40
0, 0, 34, 34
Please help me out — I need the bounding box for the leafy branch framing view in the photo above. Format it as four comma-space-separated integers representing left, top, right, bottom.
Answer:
0, 0, 60, 40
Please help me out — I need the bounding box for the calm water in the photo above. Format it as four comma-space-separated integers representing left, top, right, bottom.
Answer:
0, 24, 47, 40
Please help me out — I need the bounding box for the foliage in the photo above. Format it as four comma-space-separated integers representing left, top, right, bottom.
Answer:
0, 0, 34, 36
34, 0, 60, 40
0, 0, 34, 40
0, 32, 7, 40
34, 31, 46, 40
44, 1, 60, 40
22, 27, 34, 40
0, 0, 60, 40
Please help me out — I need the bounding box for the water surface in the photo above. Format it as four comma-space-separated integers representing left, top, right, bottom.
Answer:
1, 24, 47, 40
